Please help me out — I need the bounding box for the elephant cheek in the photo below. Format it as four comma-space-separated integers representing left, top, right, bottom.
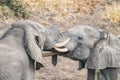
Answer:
64, 40, 78, 51
72, 46, 90, 60
73, 52, 89, 60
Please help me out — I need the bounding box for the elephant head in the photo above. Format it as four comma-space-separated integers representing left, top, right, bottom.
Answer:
54, 25, 120, 70
9, 20, 60, 69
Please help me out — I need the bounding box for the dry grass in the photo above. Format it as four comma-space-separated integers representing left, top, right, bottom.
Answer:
24, 0, 103, 28
1, 0, 120, 25
23, 0, 120, 26
25, 0, 101, 14
102, 1, 120, 24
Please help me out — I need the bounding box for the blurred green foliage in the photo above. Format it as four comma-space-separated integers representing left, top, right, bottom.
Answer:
0, 0, 30, 19
0, 5, 14, 20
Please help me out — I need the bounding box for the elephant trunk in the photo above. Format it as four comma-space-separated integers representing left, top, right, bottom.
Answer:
42, 51, 65, 57
42, 51, 56, 57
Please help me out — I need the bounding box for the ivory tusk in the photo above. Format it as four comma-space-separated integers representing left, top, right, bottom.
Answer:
117, 35, 120, 39
54, 38, 70, 48
54, 47, 69, 52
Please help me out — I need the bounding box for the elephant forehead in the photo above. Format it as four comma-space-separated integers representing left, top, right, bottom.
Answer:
68, 25, 84, 32
67, 25, 94, 36
68, 28, 84, 36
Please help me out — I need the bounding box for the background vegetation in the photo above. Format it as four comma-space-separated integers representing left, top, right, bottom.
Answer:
0, 0, 120, 24
0, 0, 29, 20
0, 0, 120, 34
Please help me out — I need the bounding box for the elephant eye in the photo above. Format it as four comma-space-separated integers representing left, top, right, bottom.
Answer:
35, 36, 39, 44
78, 36, 83, 40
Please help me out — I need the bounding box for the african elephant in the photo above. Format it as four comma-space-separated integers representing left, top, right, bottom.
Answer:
53, 25, 120, 80
0, 20, 60, 80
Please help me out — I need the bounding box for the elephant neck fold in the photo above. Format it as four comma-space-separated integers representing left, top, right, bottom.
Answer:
90, 31, 108, 53
87, 31, 109, 69
86, 32, 120, 69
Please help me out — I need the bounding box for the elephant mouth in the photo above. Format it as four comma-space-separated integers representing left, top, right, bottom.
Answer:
54, 38, 70, 52
42, 38, 70, 57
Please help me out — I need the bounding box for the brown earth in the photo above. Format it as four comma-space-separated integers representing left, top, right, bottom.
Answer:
35, 57, 87, 80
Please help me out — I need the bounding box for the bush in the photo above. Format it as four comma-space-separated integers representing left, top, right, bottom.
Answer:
0, 6, 14, 20
0, 0, 30, 19
102, 2, 120, 24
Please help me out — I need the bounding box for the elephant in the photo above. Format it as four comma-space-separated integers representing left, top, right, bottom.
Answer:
52, 25, 120, 80
0, 20, 60, 80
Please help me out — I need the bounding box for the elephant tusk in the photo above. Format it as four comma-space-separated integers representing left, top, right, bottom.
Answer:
117, 35, 120, 39
54, 47, 69, 52
54, 38, 70, 48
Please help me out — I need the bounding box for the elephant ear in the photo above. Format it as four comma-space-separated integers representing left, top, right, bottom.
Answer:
11, 21, 45, 70
0, 25, 11, 39
86, 34, 120, 69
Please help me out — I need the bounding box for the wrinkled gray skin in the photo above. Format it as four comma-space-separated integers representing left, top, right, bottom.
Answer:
0, 20, 60, 80
56, 25, 120, 80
